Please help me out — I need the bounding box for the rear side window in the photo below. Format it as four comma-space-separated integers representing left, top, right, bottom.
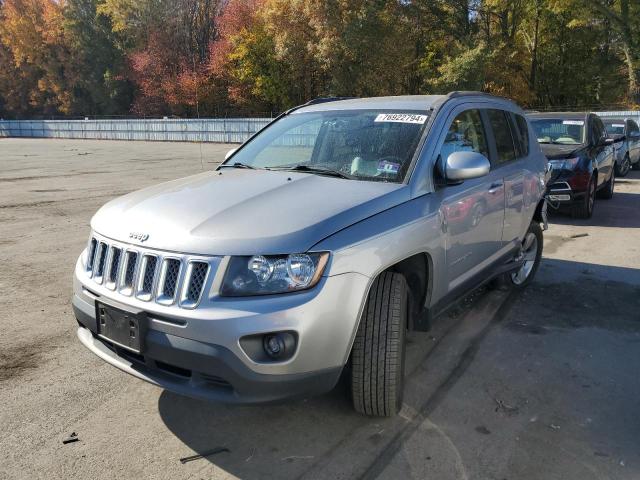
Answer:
511, 114, 530, 157
487, 109, 516, 164
628, 120, 639, 135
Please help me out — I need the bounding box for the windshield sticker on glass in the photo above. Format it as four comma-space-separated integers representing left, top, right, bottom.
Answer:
611, 124, 625, 128
377, 161, 400, 174
375, 113, 428, 124
562, 120, 584, 126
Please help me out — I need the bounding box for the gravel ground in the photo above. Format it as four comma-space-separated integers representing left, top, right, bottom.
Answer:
1, 138, 639, 479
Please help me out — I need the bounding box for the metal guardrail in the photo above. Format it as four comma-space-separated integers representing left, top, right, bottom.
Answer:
0, 112, 638, 143
0, 118, 273, 143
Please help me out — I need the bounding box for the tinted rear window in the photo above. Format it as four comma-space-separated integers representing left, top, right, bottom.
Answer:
487, 110, 516, 164
511, 114, 530, 157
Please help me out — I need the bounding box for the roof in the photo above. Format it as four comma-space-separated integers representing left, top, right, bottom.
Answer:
294, 92, 518, 114
294, 95, 446, 113
526, 111, 589, 120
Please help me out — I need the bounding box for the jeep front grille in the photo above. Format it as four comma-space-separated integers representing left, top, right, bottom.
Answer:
84, 234, 215, 309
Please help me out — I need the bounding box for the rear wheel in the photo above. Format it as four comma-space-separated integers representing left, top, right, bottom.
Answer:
351, 271, 407, 417
509, 222, 543, 288
573, 176, 596, 219
616, 154, 631, 177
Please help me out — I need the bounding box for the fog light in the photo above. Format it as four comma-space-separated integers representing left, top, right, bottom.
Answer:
262, 332, 296, 359
264, 334, 285, 358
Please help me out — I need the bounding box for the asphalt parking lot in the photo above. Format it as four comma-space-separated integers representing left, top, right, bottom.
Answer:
1, 138, 639, 480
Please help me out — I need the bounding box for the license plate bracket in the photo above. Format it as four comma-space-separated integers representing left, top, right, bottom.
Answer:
96, 302, 146, 354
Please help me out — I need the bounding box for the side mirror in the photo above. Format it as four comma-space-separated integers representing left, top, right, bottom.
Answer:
225, 148, 238, 161
603, 137, 614, 146
443, 151, 491, 183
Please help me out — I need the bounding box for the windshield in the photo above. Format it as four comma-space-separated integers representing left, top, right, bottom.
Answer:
531, 119, 585, 145
225, 110, 430, 182
604, 121, 625, 136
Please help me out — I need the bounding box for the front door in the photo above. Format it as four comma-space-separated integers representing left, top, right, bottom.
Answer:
439, 108, 506, 291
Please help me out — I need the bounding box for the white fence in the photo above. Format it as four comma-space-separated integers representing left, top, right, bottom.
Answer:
0, 118, 273, 143
595, 111, 640, 125
0, 111, 638, 144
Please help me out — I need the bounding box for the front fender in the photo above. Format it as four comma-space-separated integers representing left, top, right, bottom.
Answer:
314, 194, 447, 305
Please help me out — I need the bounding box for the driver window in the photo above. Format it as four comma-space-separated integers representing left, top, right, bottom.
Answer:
440, 110, 489, 164
592, 118, 606, 145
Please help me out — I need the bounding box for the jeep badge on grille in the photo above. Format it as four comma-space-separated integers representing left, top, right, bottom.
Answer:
129, 232, 149, 242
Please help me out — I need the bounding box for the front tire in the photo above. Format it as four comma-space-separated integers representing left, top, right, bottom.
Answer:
351, 271, 407, 417
598, 168, 615, 200
573, 176, 596, 219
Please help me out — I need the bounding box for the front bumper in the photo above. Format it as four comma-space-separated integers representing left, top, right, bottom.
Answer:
73, 253, 370, 404
75, 324, 341, 404
546, 178, 587, 207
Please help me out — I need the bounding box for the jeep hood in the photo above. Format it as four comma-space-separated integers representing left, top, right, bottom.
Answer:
91, 169, 408, 255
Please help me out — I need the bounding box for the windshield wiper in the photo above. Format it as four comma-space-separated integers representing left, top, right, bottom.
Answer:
269, 164, 352, 179
219, 162, 256, 169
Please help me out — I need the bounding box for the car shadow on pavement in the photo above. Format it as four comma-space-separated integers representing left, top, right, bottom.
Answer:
155, 287, 504, 479
157, 258, 640, 479
157, 378, 376, 478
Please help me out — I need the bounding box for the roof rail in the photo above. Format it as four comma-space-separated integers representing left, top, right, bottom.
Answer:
304, 96, 357, 106
447, 91, 495, 99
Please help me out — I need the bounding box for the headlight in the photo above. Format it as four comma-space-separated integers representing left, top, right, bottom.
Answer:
550, 157, 580, 170
220, 252, 329, 296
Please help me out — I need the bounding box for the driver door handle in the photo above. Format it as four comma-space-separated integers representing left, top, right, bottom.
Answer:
488, 182, 503, 194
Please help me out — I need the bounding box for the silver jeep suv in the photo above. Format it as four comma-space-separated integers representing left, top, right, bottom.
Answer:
73, 93, 548, 416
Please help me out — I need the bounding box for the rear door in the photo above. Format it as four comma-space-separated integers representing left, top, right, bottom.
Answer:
627, 120, 640, 163
438, 107, 506, 291
485, 109, 527, 246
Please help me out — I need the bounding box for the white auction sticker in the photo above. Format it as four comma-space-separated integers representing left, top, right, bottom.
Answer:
375, 113, 428, 124
612, 124, 625, 128
562, 120, 584, 126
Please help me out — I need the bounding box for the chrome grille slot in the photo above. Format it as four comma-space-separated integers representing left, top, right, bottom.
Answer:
136, 255, 158, 301
119, 251, 139, 296
93, 242, 108, 283
106, 247, 122, 289
157, 258, 182, 305
181, 261, 209, 308
86, 238, 97, 274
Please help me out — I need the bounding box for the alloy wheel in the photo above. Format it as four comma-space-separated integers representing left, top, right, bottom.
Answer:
621, 156, 630, 176
511, 232, 538, 285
